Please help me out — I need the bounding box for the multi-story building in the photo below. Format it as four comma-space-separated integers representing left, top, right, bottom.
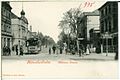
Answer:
11, 9, 29, 55
98, 1, 118, 53
1, 2, 12, 55
78, 10, 100, 49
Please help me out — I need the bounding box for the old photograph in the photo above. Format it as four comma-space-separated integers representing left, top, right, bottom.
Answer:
1, 0, 119, 79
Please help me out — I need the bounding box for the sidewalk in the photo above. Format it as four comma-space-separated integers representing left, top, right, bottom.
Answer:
69, 52, 116, 61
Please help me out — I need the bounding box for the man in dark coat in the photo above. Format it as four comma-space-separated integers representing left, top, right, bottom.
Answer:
20, 47, 23, 56
96, 42, 101, 54
16, 46, 18, 55
52, 45, 56, 54
49, 47, 51, 54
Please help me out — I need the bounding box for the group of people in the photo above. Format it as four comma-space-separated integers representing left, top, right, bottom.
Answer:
3, 46, 11, 56
2, 46, 24, 56
12, 46, 24, 56
49, 45, 63, 54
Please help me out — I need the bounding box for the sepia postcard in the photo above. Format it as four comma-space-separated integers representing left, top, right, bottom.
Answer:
1, 0, 119, 79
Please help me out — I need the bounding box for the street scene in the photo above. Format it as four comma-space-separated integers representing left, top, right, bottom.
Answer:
1, 1, 119, 79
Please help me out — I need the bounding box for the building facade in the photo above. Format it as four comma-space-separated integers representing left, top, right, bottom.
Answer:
1, 2, 12, 55
98, 1, 118, 53
78, 10, 100, 50
11, 10, 29, 55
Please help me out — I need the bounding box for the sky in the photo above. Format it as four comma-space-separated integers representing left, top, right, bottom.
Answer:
10, 1, 106, 43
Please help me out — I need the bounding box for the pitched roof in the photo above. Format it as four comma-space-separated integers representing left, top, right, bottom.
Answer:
11, 12, 19, 19
98, 1, 118, 10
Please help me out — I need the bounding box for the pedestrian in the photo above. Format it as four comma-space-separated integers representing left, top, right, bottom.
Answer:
86, 45, 90, 55
115, 45, 118, 60
12, 46, 14, 51
96, 46, 101, 54
65, 48, 67, 54
60, 47, 63, 54
20, 47, 23, 56
96, 42, 101, 54
56, 45, 59, 55
52, 45, 56, 54
16, 47, 18, 55
8, 47, 11, 56
79, 44, 85, 56
6, 46, 9, 56
3, 46, 6, 56
93, 46, 96, 53
49, 47, 51, 54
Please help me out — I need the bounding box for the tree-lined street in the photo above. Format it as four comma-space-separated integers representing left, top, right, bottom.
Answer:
1, 1, 118, 79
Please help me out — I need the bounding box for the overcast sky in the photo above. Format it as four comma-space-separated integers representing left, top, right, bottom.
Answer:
10, 1, 106, 43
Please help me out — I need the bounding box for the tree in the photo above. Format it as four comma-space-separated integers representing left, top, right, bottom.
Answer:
58, 7, 82, 54
37, 32, 55, 47
59, 8, 82, 33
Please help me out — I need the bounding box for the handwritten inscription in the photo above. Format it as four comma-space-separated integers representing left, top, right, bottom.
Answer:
79, 1, 95, 8
84, 2, 95, 8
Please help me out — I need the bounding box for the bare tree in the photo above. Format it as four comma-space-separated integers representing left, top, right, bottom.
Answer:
58, 7, 82, 54
59, 8, 82, 33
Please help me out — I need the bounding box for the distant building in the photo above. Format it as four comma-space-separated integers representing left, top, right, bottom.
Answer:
1, 2, 12, 55
98, 1, 118, 52
78, 10, 100, 49
11, 9, 29, 55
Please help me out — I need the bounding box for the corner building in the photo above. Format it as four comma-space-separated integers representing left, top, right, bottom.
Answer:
98, 1, 118, 52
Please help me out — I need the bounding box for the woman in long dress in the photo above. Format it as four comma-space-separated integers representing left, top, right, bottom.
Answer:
86, 45, 90, 55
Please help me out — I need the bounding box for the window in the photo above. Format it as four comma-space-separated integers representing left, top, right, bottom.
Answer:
9, 13, 11, 19
1, 22, 4, 31
101, 21, 104, 33
103, 9, 105, 16
9, 26, 11, 33
2, 8, 4, 15
101, 10, 104, 17
104, 20, 107, 32
108, 39, 110, 45
109, 21, 111, 32
4, 24, 6, 32
7, 11, 10, 18
6, 25, 8, 32
4, 38, 6, 47
107, 6, 109, 14
105, 7, 107, 15
4, 9, 6, 16
109, 5, 111, 13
